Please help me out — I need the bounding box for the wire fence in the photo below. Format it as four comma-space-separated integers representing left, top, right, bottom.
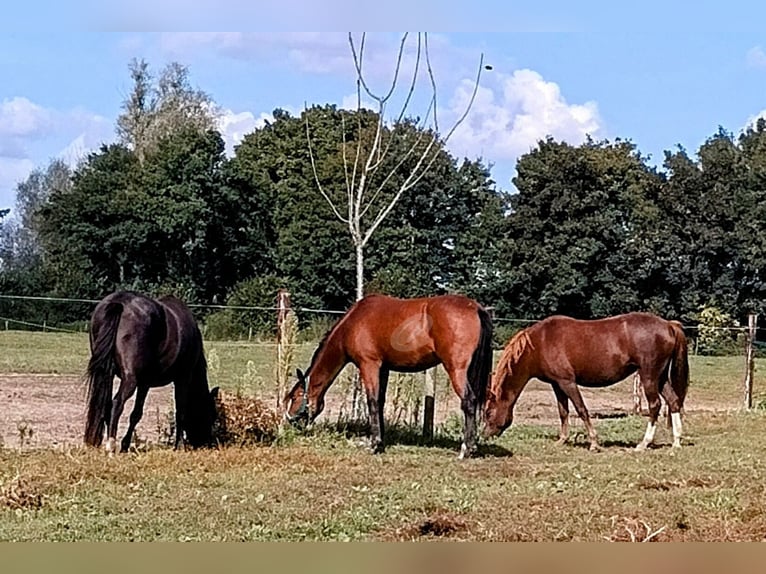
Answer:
0, 292, 760, 339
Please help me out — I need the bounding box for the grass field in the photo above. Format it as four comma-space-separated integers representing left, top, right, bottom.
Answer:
0, 330, 765, 541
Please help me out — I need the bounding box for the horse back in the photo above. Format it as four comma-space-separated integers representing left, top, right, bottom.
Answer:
342, 294, 484, 369
532, 312, 678, 386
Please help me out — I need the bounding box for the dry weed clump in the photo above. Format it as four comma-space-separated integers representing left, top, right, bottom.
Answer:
213, 391, 281, 446
0, 475, 43, 510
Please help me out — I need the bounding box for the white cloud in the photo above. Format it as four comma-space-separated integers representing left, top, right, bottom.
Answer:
159, 32, 444, 84
0, 157, 35, 208
744, 109, 766, 131
446, 69, 602, 166
216, 108, 274, 155
160, 33, 353, 75
0, 98, 112, 207
747, 46, 766, 69
0, 97, 53, 139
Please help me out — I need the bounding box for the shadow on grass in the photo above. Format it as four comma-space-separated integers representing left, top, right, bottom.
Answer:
314, 419, 514, 458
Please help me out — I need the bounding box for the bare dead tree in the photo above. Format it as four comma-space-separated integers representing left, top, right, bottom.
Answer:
306, 32, 485, 301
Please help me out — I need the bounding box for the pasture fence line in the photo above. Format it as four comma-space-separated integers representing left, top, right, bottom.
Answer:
0, 291, 762, 439
0, 292, 756, 332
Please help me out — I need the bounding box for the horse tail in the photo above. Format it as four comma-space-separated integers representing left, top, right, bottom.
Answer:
669, 320, 690, 416
83, 301, 123, 447
467, 306, 494, 415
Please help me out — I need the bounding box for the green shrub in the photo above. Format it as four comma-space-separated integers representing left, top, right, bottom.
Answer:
696, 305, 741, 356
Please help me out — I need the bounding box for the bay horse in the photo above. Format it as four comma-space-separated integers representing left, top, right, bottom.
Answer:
283, 294, 493, 458
83, 291, 218, 454
483, 312, 689, 451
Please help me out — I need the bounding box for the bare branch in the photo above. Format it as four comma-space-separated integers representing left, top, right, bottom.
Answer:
380, 33, 409, 103
394, 34, 421, 124
424, 33, 439, 133
340, 114, 354, 225
362, 133, 440, 245
440, 52, 485, 144
305, 105, 349, 224
349, 33, 379, 103
367, 34, 422, 174
359, 98, 435, 220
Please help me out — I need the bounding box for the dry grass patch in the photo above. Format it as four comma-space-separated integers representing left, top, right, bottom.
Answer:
0, 475, 43, 510
213, 391, 281, 446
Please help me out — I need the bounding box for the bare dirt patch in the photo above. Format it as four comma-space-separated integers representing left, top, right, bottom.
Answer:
0, 374, 174, 449
0, 373, 732, 450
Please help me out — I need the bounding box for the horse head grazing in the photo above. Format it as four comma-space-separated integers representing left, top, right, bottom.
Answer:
185, 386, 220, 448
283, 368, 315, 427
482, 329, 533, 438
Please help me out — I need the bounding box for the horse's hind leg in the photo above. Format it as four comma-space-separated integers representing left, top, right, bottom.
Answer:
106, 374, 138, 455
444, 365, 477, 459
121, 385, 149, 453
660, 384, 683, 448
552, 383, 571, 445
636, 374, 663, 451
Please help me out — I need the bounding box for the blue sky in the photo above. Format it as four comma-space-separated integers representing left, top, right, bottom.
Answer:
2, 6, 766, 212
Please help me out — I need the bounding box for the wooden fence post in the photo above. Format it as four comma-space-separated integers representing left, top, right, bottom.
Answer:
744, 313, 758, 410
423, 368, 436, 440
276, 289, 292, 410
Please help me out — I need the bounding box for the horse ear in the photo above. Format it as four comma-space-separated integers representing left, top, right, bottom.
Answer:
296, 368, 305, 381
210, 386, 219, 399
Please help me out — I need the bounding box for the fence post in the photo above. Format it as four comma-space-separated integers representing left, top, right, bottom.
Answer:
744, 313, 758, 410
423, 368, 436, 440
276, 289, 292, 410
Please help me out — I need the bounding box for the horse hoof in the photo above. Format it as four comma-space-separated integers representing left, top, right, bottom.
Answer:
370, 442, 385, 455
555, 438, 568, 446
458, 443, 475, 460
588, 444, 602, 453
672, 441, 682, 449
634, 443, 647, 452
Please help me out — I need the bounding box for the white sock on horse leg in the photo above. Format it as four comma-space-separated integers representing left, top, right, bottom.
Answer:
671, 412, 683, 447
636, 420, 657, 450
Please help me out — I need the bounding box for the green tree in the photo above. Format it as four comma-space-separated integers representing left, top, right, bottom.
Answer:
116, 59, 219, 163
500, 137, 663, 319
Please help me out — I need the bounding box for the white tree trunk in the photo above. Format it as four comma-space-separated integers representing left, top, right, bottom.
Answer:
355, 242, 365, 302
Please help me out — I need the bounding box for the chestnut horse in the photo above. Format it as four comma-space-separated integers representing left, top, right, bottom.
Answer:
83, 291, 218, 454
284, 294, 493, 458
483, 312, 689, 451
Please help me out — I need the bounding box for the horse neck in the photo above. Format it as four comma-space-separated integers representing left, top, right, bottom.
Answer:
496, 334, 534, 406
308, 326, 348, 397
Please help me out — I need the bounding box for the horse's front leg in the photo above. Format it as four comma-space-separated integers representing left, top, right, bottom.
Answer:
121, 384, 149, 452
360, 363, 386, 454
174, 380, 188, 450
552, 383, 571, 445
559, 379, 600, 451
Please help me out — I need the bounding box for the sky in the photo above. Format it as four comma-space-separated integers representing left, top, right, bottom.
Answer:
2, 4, 766, 213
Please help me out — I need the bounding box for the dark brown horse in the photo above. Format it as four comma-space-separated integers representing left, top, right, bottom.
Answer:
483, 312, 689, 451
83, 291, 218, 454
284, 294, 493, 458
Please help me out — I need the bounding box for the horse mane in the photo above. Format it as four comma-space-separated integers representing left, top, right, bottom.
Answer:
491, 328, 533, 397
307, 323, 338, 375
306, 298, 366, 375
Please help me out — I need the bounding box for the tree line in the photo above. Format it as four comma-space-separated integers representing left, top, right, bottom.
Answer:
1, 60, 765, 339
